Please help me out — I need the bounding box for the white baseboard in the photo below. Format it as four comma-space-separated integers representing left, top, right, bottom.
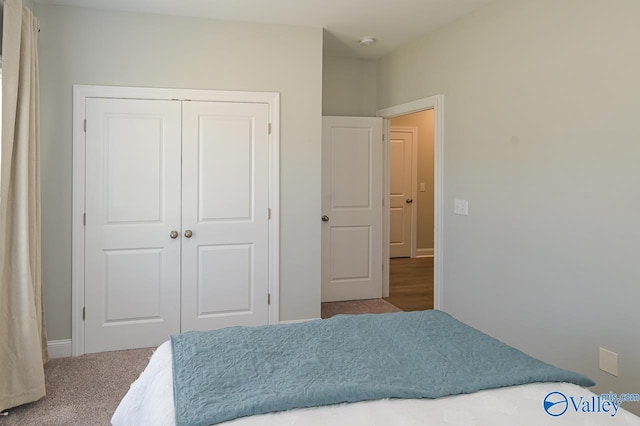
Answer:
415, 248, 434, 258
279, 318, 320, 324
47, 320, 320, 358
47, 319, 322, 357
48, 339, 72, 359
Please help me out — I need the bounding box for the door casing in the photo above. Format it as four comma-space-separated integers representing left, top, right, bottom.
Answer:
72, 85, 280, 356
377, 95, 444, 308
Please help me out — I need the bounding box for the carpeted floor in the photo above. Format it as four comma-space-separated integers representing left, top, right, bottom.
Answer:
321, 298, 401, 318
0, 347, 154, 426
0, 298, 401, 426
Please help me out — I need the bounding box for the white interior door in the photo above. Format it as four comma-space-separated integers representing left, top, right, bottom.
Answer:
321, 116, 383, 302
84, 98, 182, 353
181, 101, 270, 331
389, 129, 414, 258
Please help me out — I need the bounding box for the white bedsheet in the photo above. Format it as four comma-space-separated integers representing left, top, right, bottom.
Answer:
112, 341, 640, 426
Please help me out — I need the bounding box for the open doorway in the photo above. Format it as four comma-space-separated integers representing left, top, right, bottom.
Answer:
385, 110, 434, 311
320, 95, 443, 318
378, 95, 444, 312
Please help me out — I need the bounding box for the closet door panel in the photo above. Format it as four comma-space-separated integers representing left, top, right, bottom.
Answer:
84, 98, 182, 353
181, 101, 270, 331
197, 115, 253, 221
197, 244, 252, 314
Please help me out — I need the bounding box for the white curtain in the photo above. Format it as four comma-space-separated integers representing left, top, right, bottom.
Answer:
0, 0, 47, 412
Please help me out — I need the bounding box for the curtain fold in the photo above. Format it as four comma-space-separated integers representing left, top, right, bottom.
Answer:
0, 0, 47, 412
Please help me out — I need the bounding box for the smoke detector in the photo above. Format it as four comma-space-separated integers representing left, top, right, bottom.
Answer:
358, 36, 377, 46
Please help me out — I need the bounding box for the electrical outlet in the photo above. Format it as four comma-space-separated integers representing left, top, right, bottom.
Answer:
454, 199, 469, 216
599, 347, 618, 376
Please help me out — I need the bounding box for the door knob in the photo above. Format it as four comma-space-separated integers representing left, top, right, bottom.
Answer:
184, 230, 193, 238
322, 215, 330, 222
406, 198, 413, 204
170, 230, 179, 239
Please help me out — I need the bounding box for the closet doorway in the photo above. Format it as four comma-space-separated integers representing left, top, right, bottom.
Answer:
72, 86, 280, 355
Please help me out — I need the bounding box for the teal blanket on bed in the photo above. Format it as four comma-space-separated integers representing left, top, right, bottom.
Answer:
171, 310, 594, 426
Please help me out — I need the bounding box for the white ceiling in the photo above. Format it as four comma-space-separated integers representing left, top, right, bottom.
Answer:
33, 0, 494, 59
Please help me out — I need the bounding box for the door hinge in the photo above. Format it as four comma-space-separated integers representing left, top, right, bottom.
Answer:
268, 293, 271, 305
268, 123, 272, 135
82, 307, 86, 321
83, 119, 87, 133
382, 132, 385, 141
268, 208, 272, 220
83, 213, 86, 226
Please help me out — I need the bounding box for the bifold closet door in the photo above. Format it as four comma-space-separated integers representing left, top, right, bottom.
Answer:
181, 101, 270, 331
84, 98, 182, 353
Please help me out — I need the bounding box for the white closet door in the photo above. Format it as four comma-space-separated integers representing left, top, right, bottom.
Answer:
84, 98, 182, 353
181, 101, 270, 331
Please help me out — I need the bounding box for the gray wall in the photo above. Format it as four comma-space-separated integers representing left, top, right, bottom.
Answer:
378, 0, 640, 414
36, 5, 323, 340
322, 56, 377, 116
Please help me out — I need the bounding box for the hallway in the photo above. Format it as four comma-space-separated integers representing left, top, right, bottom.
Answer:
385, 257, 433, 311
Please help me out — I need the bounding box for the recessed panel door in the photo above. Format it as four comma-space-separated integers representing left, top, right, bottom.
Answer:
321, 116, 383, 302
389, 130, 414, 258
84, 98, 182, 353
181, 101, 270, 331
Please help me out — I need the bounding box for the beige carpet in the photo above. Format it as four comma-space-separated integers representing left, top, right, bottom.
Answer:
0, 299, 400, 425
1, 347, 154, 426
321, 298, 401, 318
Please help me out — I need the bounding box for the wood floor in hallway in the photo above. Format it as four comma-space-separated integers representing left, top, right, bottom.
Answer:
385, 257, 434, 311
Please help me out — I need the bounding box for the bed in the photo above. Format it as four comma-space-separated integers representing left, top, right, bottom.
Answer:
111, 310, 640, 425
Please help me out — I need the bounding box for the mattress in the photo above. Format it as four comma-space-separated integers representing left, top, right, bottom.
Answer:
112, 341, 640, 426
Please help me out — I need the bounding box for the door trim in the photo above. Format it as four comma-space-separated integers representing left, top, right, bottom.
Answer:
72, 85, 280, 355
377, 95, 444, 309
389, 126, 418, 258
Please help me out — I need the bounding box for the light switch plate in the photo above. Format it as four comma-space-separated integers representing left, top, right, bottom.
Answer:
419, 183, 426, 192
454, 199, 469, 216
599, 347, 618, 376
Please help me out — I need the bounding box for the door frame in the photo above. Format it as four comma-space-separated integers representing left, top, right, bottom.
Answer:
72, 85, 280, 356
377, 95, 444, 309
389, 126, 418, 258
